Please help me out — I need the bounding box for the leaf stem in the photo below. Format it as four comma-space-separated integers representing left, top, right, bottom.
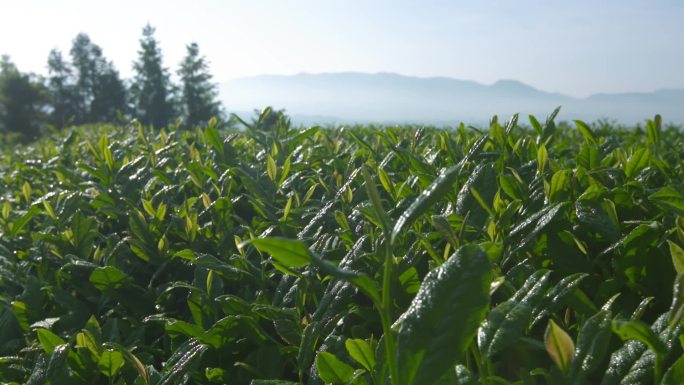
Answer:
381, 238, 399, 385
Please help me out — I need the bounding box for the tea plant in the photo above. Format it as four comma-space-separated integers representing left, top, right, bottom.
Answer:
0, 109, 683, 385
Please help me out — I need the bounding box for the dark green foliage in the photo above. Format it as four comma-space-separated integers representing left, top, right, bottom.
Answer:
395, 244, 492, 385
69, 33, 127, 124
0, 113, 683, 385
46, 49, 80, 128
0, 56, 47, 139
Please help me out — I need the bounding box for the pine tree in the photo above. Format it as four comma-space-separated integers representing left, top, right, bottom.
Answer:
130, 24, 175, 128
178, 42, 222, 128
69, 33, 127, 124
46, 49, 79, 128
0, 56, 47, 139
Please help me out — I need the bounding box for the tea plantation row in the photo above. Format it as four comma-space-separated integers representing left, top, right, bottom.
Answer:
1, 110, 683, 385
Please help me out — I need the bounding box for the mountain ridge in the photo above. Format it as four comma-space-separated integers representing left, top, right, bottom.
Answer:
219, 72, 684, 125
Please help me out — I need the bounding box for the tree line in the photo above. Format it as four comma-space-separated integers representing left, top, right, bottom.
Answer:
0, 24, 223, 140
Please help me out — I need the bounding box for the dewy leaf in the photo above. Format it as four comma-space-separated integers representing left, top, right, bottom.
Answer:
391, 164, 460, 243
392, 134, 487, 243
544, 319, 575, 372
26, 344, 70, 385
345, 338, 376, 372
395, 244, 492, 385
455, 162, 498, 228
157, 338, 208, 385
507, 202, 568, 255
532, 273, 588, 327
567, 310, 612, 384
478, 270, 551, 357
601, 313, 678, 385
89, 266, 129, 291
611, 319, 667, 357
250, 237, 312, 268
315, 351, 355, 384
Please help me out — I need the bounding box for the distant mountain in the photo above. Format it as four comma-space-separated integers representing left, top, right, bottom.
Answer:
219, 72, 684, 125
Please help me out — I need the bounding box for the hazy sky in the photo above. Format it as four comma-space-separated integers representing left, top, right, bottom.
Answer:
1, 0, 682, 97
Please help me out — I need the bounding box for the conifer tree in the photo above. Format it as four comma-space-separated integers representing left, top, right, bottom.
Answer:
178, 42, 222, 127
130, 24, 175, 128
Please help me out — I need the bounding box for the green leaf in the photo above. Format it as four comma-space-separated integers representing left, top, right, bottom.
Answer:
611, 319, 667, 356
544, 319, 575, 372
267, 155, 277, 181
76, 330, 101, 358
624, 148, 650, 178
278, 154, 292, 186
165, 319, 205, 339
26, 344, 70, 385
507, 202, 568, 255
669, 273, 684, 327
601, 313, 676, 385
574, 120, 596, 144
478, 270, 551, 357
309, 254, 381, 305
669, 241, 684, 274
537, 144, 548, 174
158, 338, 208, 385
392, 135, 487, 243
649, 187, 684, 216
250, 237, 312, 268
205, 125, 224, 155
98, 349, 125, 377
395, 244, 492, 385
455, 162, 498, 228
577, 143, 600, 170
362, 166, 393, 234
36, 328, 66, 354
548, 169, 572, 203
315, 351, 355, 384
107, 342, 149, 385
529, 114, 543, 136
393, 164, 460, 242
662, 355, 684, 385
567, 310, 612, 384
532, 273, 588, 327
345, 338, 375, 372
89, 266, 129, 291
22, 181, 31, 203
9, 205, 39, 237
647, 115, 661, 146
499, 174, 524, 201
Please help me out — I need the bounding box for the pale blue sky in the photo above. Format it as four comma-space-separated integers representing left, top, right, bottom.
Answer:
1, 0, 682, 97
